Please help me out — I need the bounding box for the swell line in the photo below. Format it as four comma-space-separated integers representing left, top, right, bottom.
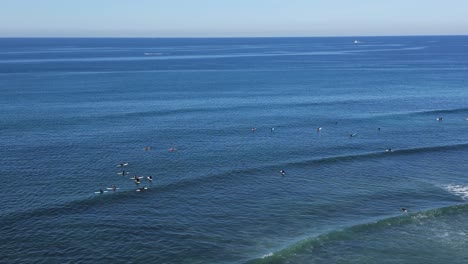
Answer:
100, 98, 370, 119
123, 142, 468, 196
1, 142, 467, 226
282, 142, 468, 168
0, 97, 385, 131
411, 107, 468, 116
247, 203, 468, 264
4, 103, 467, 133
0, 189, 143, 229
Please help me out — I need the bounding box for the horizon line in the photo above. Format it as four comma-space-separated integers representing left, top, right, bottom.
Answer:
0, 34, 467, 39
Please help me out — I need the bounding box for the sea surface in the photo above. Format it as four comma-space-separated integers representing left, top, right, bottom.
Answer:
0, 36, 467, 263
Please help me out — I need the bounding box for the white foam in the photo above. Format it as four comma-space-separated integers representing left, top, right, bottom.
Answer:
444, 184, 468, 200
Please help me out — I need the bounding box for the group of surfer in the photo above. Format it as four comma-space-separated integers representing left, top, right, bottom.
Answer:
131, 175, 153, 184
255, 126, 393, 150
252, 124, 427, 214
96, 162, 153, 194
120, 162, 153, 189
97, 185, 118, 194
95, 118, 454, 208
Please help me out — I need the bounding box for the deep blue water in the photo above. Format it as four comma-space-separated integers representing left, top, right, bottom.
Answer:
1, 36, 468, 263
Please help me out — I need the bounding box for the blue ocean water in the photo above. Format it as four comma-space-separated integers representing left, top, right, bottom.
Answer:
0, 36, 467, 263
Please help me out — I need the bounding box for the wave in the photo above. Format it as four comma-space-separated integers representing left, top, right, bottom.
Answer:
345, 107, 468, 122
247, 203, 468, 264
100, 97, 376, 119
38, 104, 468, 127
2, 142, 467, 227
72, 105, 468, 126
2, 102, 467, 134
444, 184, 468, 200
101, 143, 468, 198
0, 188, 145, 229
411, 107, 468, 116
0, 96, 400, 130
281, 142, 468, 168
113, 143, 468, 195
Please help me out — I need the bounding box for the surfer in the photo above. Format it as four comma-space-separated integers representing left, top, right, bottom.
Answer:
251, 127, 256, 132
316, 127, 322, 132
117, 162, 128, 167
144, 146, 151, 151
386, 148, 392, 152
111, 185, 117, 191
400, 208, 408, 213
147, 176, 153, 181
378, 127, 381, 131
137, 187, 148, 192
437, 117, 443, 121
350, 133, 357, 137
280, 170, 286, 176
99, 189, 104, 194
118, 170, 128, 176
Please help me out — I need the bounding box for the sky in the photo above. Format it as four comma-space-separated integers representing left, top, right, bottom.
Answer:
1, 0, 468, 37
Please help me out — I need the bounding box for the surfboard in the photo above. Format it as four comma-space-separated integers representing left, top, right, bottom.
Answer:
95, 191, 108, 194
129, 177, 143, 179
116, 163, 128, 167
106, 187, 120, 190
118, 172, 129, 175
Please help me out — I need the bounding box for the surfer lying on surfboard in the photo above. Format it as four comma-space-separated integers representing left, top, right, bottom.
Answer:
106, 185, 118, 191
136, 187, 148, 192
117, 162, 128, 167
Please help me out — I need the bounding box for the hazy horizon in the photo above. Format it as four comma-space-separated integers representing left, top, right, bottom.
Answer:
0, 34, 467, 39
1, 0, 468, 37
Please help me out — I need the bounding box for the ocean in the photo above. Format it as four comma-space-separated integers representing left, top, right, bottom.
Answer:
0, 36, 467, 263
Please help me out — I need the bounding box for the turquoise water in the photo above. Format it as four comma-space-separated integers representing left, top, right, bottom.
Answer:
0, 37, 467, 263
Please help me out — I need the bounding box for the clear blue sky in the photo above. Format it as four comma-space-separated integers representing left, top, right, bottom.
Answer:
1, 0, 467, 37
